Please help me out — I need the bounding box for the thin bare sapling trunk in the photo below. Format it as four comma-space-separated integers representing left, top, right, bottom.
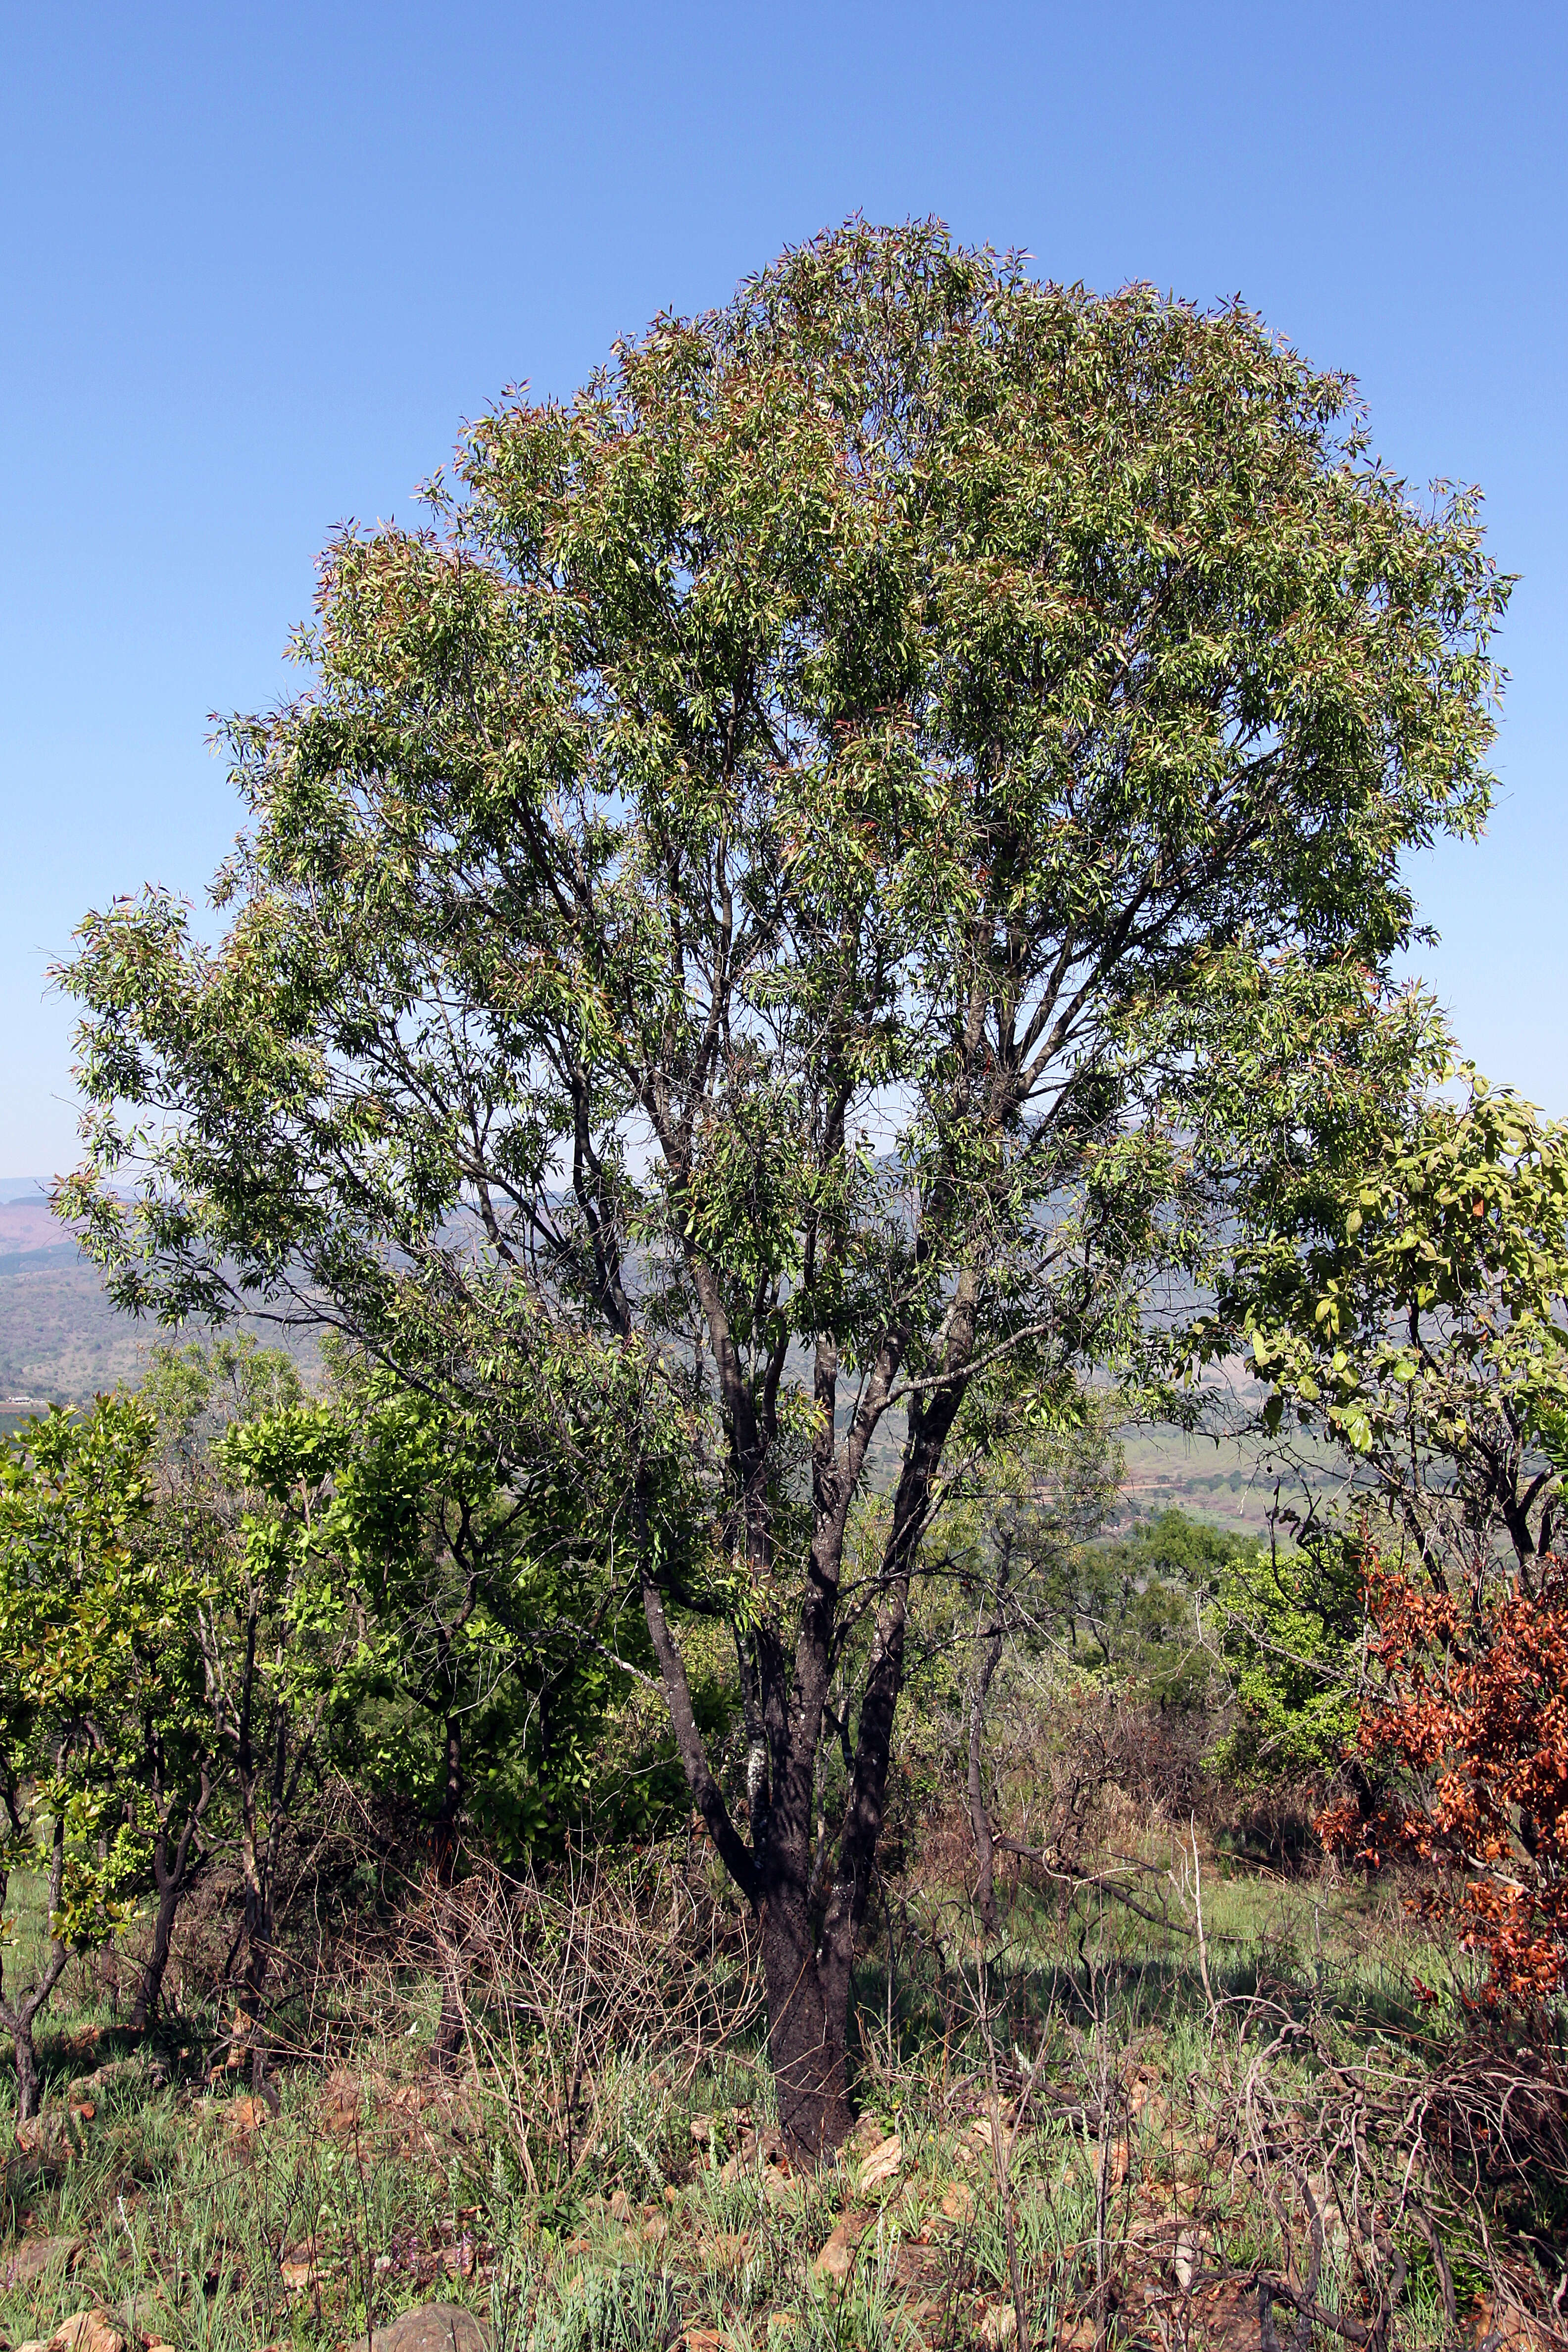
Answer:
967, 1566, 1010, 1938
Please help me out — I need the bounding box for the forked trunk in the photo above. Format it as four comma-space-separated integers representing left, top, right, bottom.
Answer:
9, 2015, 42, 2123
130, 1874, 183, 2036
2, 1958, 71, 2122
130, 1798, 207, 2034
0, 1831, 71, 2121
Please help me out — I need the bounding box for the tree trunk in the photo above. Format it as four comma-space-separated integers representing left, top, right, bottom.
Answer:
130, 1866, 183, 2036
432, 1714, 462, 1885
967, 1581, 1009, 1937
1, 1963, 69, 2122
759, 1886, 852, 2160
130, 1799, 206, 2035
429, 1713, 465, 2072
640, 1235, 977, 2166
9, 2011, 42, 2123
227, 1741, 279, 2098
0, 1833, 71, 2122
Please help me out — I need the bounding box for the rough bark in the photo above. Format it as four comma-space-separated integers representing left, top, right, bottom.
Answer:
759, 1885, 853, 2158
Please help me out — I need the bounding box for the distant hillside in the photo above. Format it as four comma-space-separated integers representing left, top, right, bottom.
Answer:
0, 1198, 320, 1414
0, 1200, 1334, 1535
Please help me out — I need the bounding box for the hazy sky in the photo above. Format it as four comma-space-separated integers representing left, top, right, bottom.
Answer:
2, 0, 1564, 1178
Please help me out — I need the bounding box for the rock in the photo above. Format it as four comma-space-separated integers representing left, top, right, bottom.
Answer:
849, 2113, 887, 2156
2, 2236, 82, 2288
13, 2109, 78, 2158
721, 2121, 791, 2188
1471, 2297, 1549, 2351
939, 2182, 975, 2227
854, 2131, 902, 2194
1187, 2282, 1262, 2352
48, 2313, 126, 2352
890, 2246, 943, 2296
812, 2212, 870, 2286
279, 2240, 324, 2291
978, 2304, 1018, 2351
369, 2304, 491, 2352
689, 2113, 713, 2145
1053, 2321, 1099, 2352
608, 2187, 634, 2223
1174, 2229, 1197, 2291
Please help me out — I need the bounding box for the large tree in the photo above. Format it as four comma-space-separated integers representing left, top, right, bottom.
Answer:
60, 221, 1506, 2156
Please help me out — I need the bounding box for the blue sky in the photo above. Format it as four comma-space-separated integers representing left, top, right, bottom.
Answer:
2, 0, 1564, 1177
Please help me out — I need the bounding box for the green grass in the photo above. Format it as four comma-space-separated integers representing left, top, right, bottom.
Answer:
0, 1843, 1558, 2352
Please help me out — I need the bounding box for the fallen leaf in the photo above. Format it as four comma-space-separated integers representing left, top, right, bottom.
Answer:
939, 2181, 976, 2227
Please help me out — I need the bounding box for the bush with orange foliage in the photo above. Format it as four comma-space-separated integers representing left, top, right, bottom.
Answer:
1319, 1552, 1568, 2007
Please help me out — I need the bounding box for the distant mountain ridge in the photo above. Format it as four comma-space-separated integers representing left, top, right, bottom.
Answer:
0, 1196, 323, 1406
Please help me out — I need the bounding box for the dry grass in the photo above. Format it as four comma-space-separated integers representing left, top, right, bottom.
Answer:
0, 1831, 1565, 2352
